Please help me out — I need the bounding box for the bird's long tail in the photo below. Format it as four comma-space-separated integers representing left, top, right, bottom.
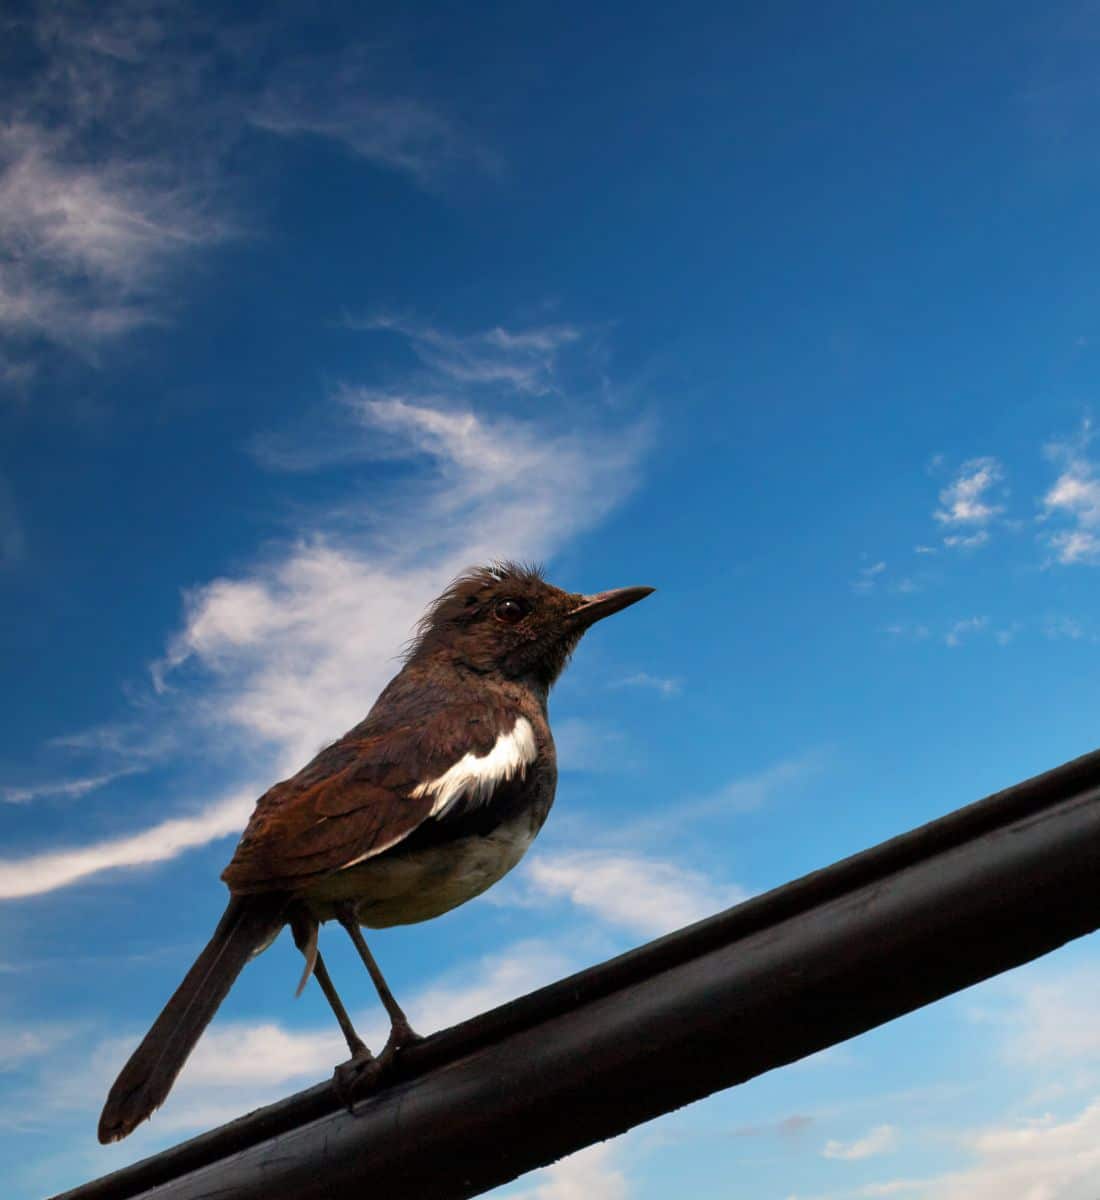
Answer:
98, 893, 288, 1143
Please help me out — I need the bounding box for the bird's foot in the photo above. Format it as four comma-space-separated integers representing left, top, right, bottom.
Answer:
331, 1022, 423, 1113
332, 1043, 379, 1114
382, 1017, 423, 1056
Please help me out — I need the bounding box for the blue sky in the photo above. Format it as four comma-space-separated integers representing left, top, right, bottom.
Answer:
5, 2, 1100, 1196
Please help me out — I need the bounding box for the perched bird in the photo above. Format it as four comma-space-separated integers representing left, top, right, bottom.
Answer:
98, 562, 652, 1143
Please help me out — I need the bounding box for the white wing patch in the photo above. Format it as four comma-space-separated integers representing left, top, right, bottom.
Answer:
411, 717, 537, 820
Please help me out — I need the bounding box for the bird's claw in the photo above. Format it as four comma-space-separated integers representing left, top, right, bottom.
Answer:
332, 1024, 422, 1113
333, 1048, 380, 1114
384, 1018, 423, 1053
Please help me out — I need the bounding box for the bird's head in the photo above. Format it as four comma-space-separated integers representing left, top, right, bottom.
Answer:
407, 561, 653, 691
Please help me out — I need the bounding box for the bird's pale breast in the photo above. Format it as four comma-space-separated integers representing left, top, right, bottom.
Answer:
306, 802, 544, 926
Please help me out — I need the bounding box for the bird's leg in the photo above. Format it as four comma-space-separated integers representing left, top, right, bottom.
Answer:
289, 909, 373, 1102
334, 901, 422, 1060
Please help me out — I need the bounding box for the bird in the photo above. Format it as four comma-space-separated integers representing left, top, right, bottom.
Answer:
98, 561, 653, 1143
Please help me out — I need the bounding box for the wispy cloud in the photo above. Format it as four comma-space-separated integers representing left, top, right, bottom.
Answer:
862, 1102, 1100, 1200
1041, 615, 1095, 642
881, 622, 931, 640
852, 560, 887, 594
347, 315, 581, 394
612, 751, 825, 849
0, 787, 255, 900
249, 49, 496, 183
822, 1123, 899, 1161
0, 766, 141, 806
0, 12, 494, 368
609, 672, 682, 698
995, 967, 1100, 1069
30, 939, 572, 1135
160, 393, 648, 772
4, 320, 648, 896
0, 1023, 80, 1072
944, 616, 988, 647
942, 529, 990, 550
512, 850, 746, 938
695, 754, 823, 816
502, 1143, 631, 1200
0, 6, 236, 357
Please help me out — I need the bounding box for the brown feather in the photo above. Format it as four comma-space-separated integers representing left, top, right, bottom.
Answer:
221, 704, 507, 894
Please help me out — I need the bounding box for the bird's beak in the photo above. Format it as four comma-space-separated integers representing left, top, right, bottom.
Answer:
566, 585, 655, 631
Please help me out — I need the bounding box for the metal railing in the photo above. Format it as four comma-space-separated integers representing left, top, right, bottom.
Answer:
53, 746, 1100, 1200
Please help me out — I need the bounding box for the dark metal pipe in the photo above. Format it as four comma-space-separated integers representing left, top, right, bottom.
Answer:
53, 746, 1100, 1200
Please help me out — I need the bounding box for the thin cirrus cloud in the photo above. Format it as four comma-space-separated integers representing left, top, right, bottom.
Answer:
851, 560, 887, 594
2, 320, 650, 898
610, 672, 682, 698
0, 121, 228, 350
0, 1, 238, 360
350, 315, 582, 394
822, 1123, 899, 1161
249, 84, 495, 183
0, 766, 142, 806
514, 849, 747, 938
0, 787, 257, 900
944, 616, 989, 647
0, 12, 492, 368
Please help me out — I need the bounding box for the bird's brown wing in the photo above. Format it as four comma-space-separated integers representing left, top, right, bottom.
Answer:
221, 707, 505, 894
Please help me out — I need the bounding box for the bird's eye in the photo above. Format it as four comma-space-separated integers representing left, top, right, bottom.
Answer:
493, 597, 527, 625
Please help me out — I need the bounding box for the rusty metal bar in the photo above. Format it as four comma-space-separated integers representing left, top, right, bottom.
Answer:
52, 746, 1100, 1200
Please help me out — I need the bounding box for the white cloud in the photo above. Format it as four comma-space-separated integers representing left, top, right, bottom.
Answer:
881, 622, 931, 640
1042, 615, 1089, 641
516, 850, 745, 938
0, 1023, 79, 1072
934, 457, 1004, 529
0, 787, 255, 899
944, 616, 988, 647
997, 968, 1100, 1069
863, 1101, 1100, 1200
822, 1123, 899, 1161
700, 755, 822, 814
37, 939, 573, 1134
3, 320, 647, 896
1041, 422, 1100, 565
408, 940, 573, 1032
852, 561, 887, 594
0, 14, 492, 362
502, 1143, 630, 1200
355, 316, 580, 394
610, 672, 681, 698
160, 394, 647, 773
249, 49, 496, 183
0, 110, 229, 351
1, 767, 142, 806
942, 529, 990, 550
1047, 529, 1100, 565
